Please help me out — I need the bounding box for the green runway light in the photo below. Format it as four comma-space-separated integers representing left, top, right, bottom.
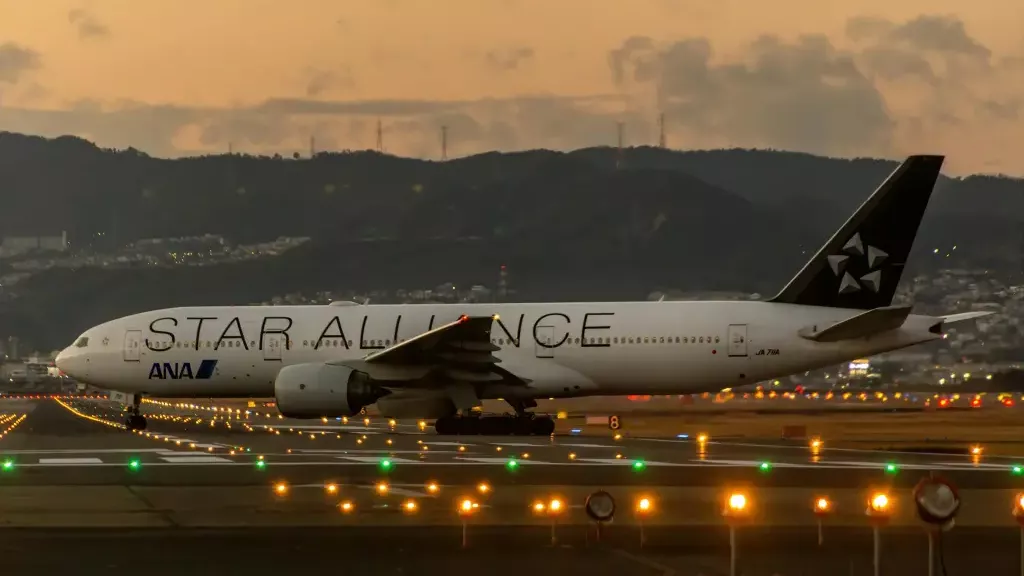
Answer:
1, 459, 12, 471
1013, 465, 1023, 475
632, 460, 646, 471
255, 460, 267, 470
379, 459, 392, 471
885, 463, 899, 474
506, 459, 519, 470
759, 461, 772, 472
128, 458, 141, 471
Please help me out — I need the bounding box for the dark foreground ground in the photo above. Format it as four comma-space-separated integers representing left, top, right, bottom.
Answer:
0, 525, 1016, 576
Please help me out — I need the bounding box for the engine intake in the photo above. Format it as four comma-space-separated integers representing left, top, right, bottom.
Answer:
274, 363, 387, 418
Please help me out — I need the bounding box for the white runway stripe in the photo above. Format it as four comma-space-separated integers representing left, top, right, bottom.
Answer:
160, 456, 233, 463
337, 456, 423, 463
38, 457, 103, 464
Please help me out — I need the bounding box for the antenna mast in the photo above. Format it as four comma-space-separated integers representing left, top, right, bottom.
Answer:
658, 113, 666, 148
376, 119, 384, 152
441, 125, 448, 161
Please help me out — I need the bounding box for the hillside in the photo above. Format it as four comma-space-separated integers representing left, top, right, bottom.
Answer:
0, 132, 1021, 350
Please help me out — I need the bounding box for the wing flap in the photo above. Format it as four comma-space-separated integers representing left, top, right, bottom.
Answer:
798, 305, 913, 342
329, 314, 526, 388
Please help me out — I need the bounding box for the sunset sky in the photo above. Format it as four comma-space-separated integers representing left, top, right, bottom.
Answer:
0, 0, 1022, 175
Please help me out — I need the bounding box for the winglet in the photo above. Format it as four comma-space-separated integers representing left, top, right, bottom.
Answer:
769, 155, 944, 309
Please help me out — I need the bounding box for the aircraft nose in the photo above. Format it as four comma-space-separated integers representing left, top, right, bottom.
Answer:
55, 348, 85, 379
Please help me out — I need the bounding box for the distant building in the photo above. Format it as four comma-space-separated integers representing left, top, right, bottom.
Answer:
0, 231, 68, 256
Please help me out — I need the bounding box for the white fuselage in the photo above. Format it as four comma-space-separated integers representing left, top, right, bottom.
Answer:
55, 300, 941, 400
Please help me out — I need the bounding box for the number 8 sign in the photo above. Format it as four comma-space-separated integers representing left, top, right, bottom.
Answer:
608, 415, 621, 430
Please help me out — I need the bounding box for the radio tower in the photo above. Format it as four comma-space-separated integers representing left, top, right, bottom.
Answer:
658, 113, 666, 148
497, 265, 508, 301
309, 136, 316, 158
375, 119, 384, 152
441, 126, 448, 161
616, 121, 625, 169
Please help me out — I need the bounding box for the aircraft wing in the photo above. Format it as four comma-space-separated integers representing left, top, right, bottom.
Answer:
327, 314, 525, 386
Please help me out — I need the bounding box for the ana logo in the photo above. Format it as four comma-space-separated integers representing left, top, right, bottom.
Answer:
148, 359, 218, 380
827, 232, 888, 295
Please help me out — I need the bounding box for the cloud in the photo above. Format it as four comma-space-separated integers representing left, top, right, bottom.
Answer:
0, 43, 41, 84
2, 13, 1023, 175
305, 67, 355, 97
485, 47, 535, 71
608, 33, 893, 156
68, 9, 110, 40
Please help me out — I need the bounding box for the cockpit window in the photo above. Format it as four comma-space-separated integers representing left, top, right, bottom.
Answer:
74, 337, 89, 348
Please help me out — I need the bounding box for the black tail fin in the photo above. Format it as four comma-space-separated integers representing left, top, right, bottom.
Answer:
768, 155, 944, 310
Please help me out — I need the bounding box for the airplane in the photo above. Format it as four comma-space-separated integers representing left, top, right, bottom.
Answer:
55, 155, 990, 436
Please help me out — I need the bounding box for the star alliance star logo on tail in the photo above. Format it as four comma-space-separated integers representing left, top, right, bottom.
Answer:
827, 232, 889, 295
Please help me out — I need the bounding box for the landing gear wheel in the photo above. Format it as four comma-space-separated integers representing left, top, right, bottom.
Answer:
530, 416, 555, 436
124, 414, 147, 431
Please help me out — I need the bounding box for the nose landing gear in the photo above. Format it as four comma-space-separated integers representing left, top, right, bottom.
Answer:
122, 394, 147, 431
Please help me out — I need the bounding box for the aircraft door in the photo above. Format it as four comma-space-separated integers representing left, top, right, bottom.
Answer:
264, 334, 284, 361
727, 324, 748, 357
123, 330, 142, 362
535, 326, 554, 358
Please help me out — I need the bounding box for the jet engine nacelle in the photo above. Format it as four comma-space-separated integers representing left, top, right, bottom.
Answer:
274, 363, 387, 418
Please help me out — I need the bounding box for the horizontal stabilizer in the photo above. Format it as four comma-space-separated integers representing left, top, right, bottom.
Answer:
939, 311, 994, 325
798, 305, 913, 342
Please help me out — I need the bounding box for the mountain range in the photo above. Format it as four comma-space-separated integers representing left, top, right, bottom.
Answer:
0, 132, 1020, 351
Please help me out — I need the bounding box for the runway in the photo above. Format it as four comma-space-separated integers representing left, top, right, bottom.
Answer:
3, 396, 1024, 574
1, 397, 1023, 489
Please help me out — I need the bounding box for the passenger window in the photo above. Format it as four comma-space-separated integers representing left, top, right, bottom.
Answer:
675, 337, 681, 343
699, 337, 704, 343
715, 336, 720, 344
659, 337, 665, 344
643, 337, 649, 344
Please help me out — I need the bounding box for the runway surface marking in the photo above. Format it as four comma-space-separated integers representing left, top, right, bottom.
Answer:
160, 456, 233, 463
37, 457, 103, 464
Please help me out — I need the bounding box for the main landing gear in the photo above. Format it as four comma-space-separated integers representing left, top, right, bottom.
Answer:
123, 394, 147, 431
434, 399, 554, 436
433, 414, 555, 436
